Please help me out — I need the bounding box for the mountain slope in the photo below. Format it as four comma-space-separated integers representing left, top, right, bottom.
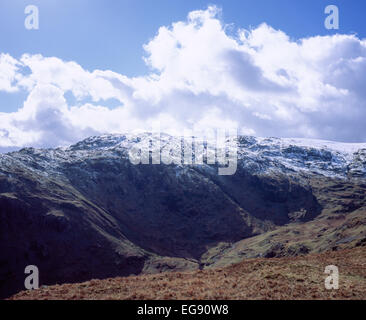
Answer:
1, 134, 366, 298
9, 246, 366, 300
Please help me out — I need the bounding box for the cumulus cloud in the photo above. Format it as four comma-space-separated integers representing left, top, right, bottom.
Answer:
1, 5, 366, 149
0, 53, 21, 93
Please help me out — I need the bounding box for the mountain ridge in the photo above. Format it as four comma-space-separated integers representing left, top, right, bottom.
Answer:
1, 134, 366, 298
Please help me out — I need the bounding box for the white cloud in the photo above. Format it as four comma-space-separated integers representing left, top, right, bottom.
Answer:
0, 53, 21, 93
1, 5, 366, 149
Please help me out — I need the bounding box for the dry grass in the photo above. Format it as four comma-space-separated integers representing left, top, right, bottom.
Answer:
202, 208, 366, 268
9, 246, 366, 300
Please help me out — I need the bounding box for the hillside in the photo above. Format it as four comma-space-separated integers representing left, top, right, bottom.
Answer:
9, 246, 366, 300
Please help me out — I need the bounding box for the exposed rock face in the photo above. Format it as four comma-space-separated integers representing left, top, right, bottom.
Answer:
1, 134, 365, 298
263, 242, 310, 258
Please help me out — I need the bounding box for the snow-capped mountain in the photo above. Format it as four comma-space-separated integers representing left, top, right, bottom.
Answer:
1, 134, 366, 298
2, 134, 365, 179
237, 136, 366, 178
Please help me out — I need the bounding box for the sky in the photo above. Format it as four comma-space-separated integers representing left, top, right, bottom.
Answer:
0, 0, 366, 150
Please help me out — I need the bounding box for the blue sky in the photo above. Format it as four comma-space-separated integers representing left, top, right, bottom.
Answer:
2, 0, 365, 78
1, 1, 366, 148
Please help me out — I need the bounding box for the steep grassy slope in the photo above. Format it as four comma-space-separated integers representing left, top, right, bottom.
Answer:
202, 177, 366, 267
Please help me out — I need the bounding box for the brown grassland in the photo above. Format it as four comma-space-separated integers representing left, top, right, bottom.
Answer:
9, 246, 366, 300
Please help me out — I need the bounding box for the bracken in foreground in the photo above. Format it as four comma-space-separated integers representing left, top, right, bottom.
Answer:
10, 246, 366, 300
